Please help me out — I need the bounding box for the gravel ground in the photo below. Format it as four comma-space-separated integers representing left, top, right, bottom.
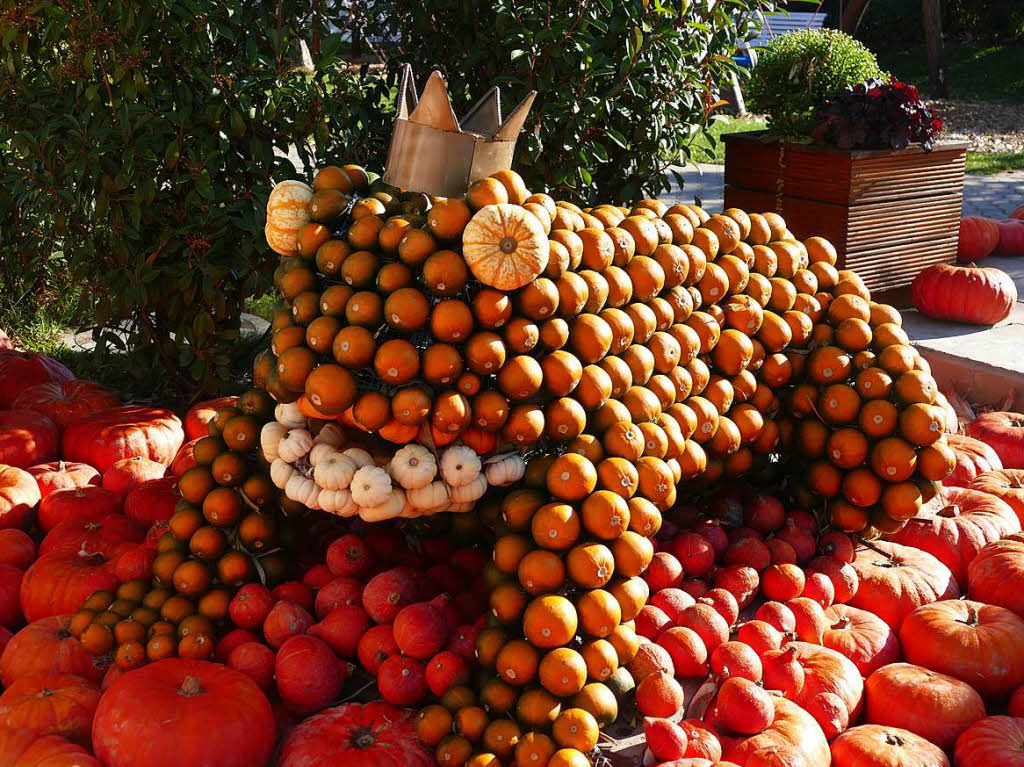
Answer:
929, 99, 1024, 153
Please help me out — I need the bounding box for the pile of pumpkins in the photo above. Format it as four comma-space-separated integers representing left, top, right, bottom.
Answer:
256, 160, 964, 765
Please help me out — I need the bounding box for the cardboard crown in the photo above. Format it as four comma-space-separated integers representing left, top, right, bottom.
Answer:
383, 64, 536, 198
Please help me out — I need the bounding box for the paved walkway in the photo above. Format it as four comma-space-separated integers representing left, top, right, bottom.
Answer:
665, 162, 1024, 219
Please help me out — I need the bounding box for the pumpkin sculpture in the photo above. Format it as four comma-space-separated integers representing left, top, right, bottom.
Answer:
910, 262, 1017, 325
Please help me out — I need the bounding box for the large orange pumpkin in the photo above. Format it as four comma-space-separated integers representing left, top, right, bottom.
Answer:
0, 672, 100, 747
970, 469, 1024, 524
831, 724, 949, 767
0, 615, 106, 686
61, 406, 184, 472
710, 696, 830, 767
968, 532, 1024, 618
966, 411, 1024, 470
822, 604, 900, 676
12, 380, 120, 430
462, 204, 549, 290
848, 540, 958, 630
93, 659, 275, 767
900, 599, 1024, 698
20, 548, 119, 622
885, 485, 1020, 587
26, 461, 100, 499
277, 701, 435, 767
954, 716, 1024, 767
0, 409, 60, 469
0, 464, 42, 530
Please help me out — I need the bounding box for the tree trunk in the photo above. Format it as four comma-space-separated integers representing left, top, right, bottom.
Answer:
840, 0, 873, 35
922, 0, 948, 97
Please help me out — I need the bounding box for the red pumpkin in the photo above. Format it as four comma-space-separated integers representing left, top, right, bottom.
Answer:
185, 396, 238, 441
968, 532, 1024, 618
0, 672, 100, 747
954, 716, 1024, 767
93, 658, 275, 767
20, 548, 119, 622
0, 464, 42, 530
967, 411, 1024, 469
864, 662, 984, 750
12, 380, 120, 430
27, 461, 101, 499
0, 409, 60, 468
102, 456, 167, 497
885, 485, 1020, 587
8, 734, 101, 767
831, 724, 949, 767
900, 599, 1024, 698
275, 634, 345, 713
39, 514, 144, 558
111, 543, 155, 583
995, 219, 1024, 256
970, 469, 1024, 524
170, 439, 199, 476
788, 642, 864, 730
0, 615, 106, 685
123, 477, 179, 525
957, 217, 1001, 262
37, 486, 122, 533
61, 406, 184, 472
0, 351, 74, 408
946, 433, 1004, 486
0, 528, 35, 569
849, 540, 958, 630
911, 262, 1017, 325
822, 604, 901, 676
277, 701, 435, 767
807, 555, 859, 604
710, 696, 830, 767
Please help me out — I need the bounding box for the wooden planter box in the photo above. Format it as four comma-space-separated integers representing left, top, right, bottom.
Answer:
723, 132, 967, 293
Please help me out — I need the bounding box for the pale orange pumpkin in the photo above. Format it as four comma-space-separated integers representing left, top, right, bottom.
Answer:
266, 180, 314, 256
462, 204, 549, 290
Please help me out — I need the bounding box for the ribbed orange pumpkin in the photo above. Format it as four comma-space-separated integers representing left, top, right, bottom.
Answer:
462, 204, 549, 290
265, 180, 314, 256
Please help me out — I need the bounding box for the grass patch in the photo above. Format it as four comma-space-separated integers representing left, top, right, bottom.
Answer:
966, 151, 1024, 175
688, 116, 767, 164
875, 43, 1024, 103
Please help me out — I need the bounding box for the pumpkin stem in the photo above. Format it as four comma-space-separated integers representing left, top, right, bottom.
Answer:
178, 675, 204, 697
884, 732, 905, 747
352, 727, 376, 749
961, 605, 981, 627
498, 236, 518, 254
937, 504, 960, 518
832, 616, 852, 630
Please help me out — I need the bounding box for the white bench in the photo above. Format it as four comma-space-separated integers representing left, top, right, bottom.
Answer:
739, 9, 828, 67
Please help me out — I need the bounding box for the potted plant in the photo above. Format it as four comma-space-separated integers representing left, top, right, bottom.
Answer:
723, 29, 966, 294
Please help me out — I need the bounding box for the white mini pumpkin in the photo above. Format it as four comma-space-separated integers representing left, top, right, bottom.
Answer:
350, 465, 392, 507
343, 447, 374, 469
266, 180, 313, 256
358, 488, 406, 522
274, 402, 306, 429
308, 442, 338, 467
278, 429, 314, 463
407, 480, 450, 511
314, 452, 358, 491
390, 444, 438, 490
270, 459, 296, 490
285, 473, 321, 508
440, 445, 482, 487
313, 423, 346, 447
449, 474, 488, 503
485, 454, 527, 486
260, 422, 289, 462
318, 488, 358, 517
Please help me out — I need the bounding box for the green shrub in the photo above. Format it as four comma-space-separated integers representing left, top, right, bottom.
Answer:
0, 1, 391, 395
747, 29, 884, 137
380, 0, 776, 203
